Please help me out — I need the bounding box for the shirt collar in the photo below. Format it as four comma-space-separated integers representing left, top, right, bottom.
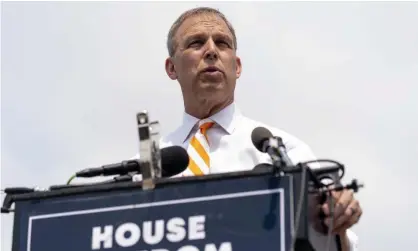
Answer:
178, 102, 241, 143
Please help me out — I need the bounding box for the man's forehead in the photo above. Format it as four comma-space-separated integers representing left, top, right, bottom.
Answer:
177, 13, 232, 38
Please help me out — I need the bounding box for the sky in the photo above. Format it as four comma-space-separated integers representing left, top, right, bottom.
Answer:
1, 1, 418, 251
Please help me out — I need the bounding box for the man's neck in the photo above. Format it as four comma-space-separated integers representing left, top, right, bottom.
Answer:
185, 98, 233, 119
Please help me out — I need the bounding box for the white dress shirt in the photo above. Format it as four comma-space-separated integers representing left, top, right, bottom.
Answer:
138, 102, 359, 251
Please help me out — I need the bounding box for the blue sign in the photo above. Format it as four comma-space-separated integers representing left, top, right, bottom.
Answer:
13, 175, 293, 251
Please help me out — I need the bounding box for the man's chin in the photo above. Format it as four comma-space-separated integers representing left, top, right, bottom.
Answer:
199, 81, 224, 90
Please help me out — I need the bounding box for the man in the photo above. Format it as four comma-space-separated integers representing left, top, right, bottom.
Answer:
159, 6, 361, 251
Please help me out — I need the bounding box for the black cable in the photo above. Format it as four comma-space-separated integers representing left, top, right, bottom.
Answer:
302, 159, 345, 183
289, 163, 307, 251
325, 190, 335, 251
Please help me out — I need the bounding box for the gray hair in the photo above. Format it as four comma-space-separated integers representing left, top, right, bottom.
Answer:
167, 7, 238, 57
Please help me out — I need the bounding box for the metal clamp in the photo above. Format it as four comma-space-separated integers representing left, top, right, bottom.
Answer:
136, 111, 161, 190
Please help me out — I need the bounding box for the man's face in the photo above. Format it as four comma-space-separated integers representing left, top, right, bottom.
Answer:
166, 13, 242, 106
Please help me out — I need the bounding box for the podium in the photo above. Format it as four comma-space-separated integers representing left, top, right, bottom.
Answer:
7, 167, 317, 251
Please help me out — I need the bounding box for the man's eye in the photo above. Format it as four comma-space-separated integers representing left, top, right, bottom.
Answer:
189, 40, 203, 47
217, 40, 230, 47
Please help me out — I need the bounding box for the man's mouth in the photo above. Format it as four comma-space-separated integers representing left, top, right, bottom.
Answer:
202, 66, 222, 73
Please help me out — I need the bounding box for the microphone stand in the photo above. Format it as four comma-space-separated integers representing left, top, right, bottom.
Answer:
264, 139, 302, 251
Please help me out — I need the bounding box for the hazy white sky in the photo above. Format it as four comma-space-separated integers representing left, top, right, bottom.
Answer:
1, 1, 418, 251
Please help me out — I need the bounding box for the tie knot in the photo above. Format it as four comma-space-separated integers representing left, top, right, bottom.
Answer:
199, 121, 214, 135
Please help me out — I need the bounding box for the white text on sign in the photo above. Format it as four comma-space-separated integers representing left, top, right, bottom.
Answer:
91, 215, 232, 251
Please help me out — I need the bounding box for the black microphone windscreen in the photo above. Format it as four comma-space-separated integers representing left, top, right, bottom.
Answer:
251, 127, 273, 152
161, 146, 189, 177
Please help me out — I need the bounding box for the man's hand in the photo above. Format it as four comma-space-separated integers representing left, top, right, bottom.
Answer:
322, 189, 362, 234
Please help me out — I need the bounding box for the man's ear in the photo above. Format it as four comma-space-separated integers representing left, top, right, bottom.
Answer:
235, 56, 242, 79
165, 57, 177, 80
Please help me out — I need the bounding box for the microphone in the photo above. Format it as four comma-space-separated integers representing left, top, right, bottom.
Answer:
251, 127, 293, 167
75, 146, 189, 178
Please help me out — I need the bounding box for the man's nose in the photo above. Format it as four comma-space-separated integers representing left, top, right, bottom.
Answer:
204, 39, 218, 60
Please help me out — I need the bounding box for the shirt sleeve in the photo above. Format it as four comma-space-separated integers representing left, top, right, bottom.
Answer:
288, 142, 359, 251
346, 229, 359, 251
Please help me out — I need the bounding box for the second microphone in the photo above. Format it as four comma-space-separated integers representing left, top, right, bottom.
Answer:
75, 146, 189, 178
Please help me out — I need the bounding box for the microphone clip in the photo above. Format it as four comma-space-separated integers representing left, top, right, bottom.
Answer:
136, 111, 161, 190
262, 137, 285, 170
262, 136, 293, 171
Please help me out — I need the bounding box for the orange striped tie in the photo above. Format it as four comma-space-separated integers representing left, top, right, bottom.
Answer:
186, 121, 215, 176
